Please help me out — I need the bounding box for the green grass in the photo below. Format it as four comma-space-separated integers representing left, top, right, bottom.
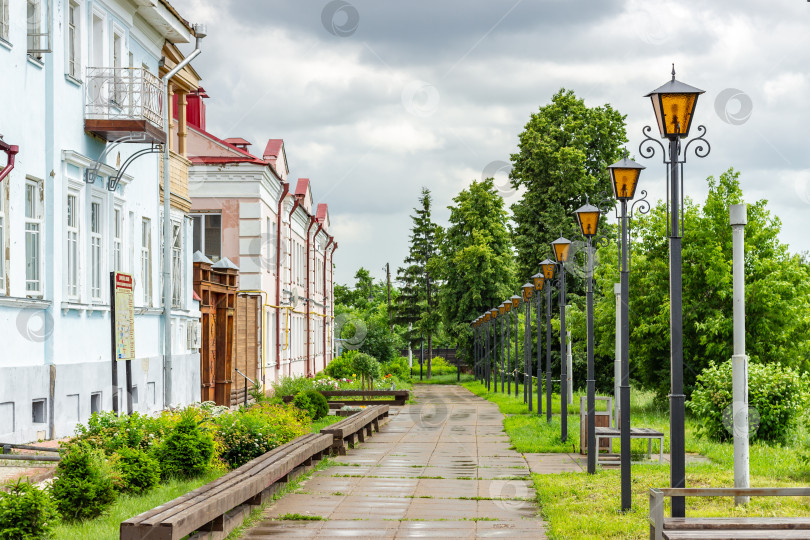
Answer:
414, 373, 474, 385
311, 415, 342, 432
276, 513, 326, 520
453, 377, 810, 539
52, 470, 225, 540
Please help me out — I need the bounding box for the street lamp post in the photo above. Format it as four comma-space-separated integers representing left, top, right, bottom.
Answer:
506, 301, 512, 396
551, 238, 572, 442
540, 260, 556, 423
511, 295, 522, 400
607, 150, 647, 510
574, 200, 603, 475
641, 65, 708, 518
522, 283, 534, 412
500, 303, 508, 393
491, 308, 499, 392
532, 273, 545, 417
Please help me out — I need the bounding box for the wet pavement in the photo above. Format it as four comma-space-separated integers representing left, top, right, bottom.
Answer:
240, 385, 547, 539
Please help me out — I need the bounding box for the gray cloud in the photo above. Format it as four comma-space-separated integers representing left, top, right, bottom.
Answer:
173, 0, 810, 284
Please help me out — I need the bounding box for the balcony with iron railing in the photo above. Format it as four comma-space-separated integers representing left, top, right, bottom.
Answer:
84, 67, 165, 144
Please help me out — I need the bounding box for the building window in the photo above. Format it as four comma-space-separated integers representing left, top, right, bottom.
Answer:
141, 218, 151, 305
113, 207, 123, 272
90, 199, 103, 300
171, 222, 182, 308
0, 188, 6, 294
112, 29, 124, 104
191, 214, 221, 262
27, 0, 40, 53
0, 0, 9, 43
66, 192, 80, 299
67, 2, 81, 78
25, 179, 43, 295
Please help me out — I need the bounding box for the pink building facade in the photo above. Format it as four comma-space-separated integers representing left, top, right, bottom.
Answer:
186, 91, 336, 385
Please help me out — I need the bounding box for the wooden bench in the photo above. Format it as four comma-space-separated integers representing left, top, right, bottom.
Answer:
595, 426, 664, 465
649, 487, 810, 540
120, 432, 332, 540
320, 390, 409, 406
320, 404, 389, 456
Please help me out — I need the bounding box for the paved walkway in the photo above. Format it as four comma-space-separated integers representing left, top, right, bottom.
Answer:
241, 385, 547, 539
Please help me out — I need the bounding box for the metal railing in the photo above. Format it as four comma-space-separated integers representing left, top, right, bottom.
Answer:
84, 67, 162, 127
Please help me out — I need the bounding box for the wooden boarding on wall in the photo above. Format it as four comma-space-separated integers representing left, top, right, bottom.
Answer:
232, 294, 260, 406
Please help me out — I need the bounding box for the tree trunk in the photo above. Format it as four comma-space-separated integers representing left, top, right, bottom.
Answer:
427, 334, 433, 379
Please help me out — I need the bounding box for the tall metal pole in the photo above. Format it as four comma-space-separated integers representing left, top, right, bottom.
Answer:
668, 137, 686, 518
560, 265, 568, 443
620, 199, 632, 511
586, 238, 596, 474
546, 284, 552, 423
730, 203, 750, 505
614, 283, 621, 428
536, 287, 542, 416
526, 300, 531, 410
486, 321, 491, 391
515, 307, 519, 399
507, 311, 512, 395
500, 316, 505, 393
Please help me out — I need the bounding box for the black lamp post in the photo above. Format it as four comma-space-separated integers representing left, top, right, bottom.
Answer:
505, 300, 512, 396
499, 303, 508, 393
551, 237, 572, 442
486, 311, 495, 392
522, 283, 534, 411
641, 65, 708, 518
532, 273, 545, 417
540, 259, 556, 423
607, 151, 647, 511
491, 308, 499, 392
574, 200, 603, 475
511, 295, 521, 399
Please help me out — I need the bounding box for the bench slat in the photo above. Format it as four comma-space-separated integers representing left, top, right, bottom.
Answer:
665, 518, 810, 530
664, 530, 810, 539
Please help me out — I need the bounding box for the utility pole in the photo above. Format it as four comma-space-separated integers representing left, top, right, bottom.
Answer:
386, 262, 392, 332
730, 204, 750, 505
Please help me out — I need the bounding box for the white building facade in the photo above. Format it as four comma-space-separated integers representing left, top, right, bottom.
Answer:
186, 96, 337, 386
0, 0, 201, 443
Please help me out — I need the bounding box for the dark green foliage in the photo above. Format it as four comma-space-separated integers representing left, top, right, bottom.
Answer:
51, 443, 116, 522
155, 409, 215, 480
688, 360, 809, 444
324, 351, 357, 379
293, 390, 328, 420
0, 478, 59, 539
353, 352, 382, 390
111, 447, 160, 495
73, 411, 166, 454
214, 403, 309, 469
430, 178, 517, 366
382, 357, 412, 380
510, 89, 627, 280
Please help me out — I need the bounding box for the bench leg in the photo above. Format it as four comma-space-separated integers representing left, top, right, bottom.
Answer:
648, 438, 652, 460
366, 425, 372, 437
372, 419, 379, 432
357, 429, 365, 443
659, 438, 663, 463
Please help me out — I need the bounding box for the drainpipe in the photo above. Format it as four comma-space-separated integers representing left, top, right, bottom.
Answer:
322, 236, 333, 369
328, 242, 338, 362
161, 24, 206, 408
305, 217, 316, 376
0, 139, 19, 183
275, 182, 289, 371
286, 195, 301, 376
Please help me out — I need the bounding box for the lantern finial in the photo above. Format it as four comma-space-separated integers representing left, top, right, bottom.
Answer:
671, 63, 676, 81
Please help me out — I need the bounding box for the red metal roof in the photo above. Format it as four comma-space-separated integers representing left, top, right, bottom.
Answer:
224, 137, 251, 147
189, 156, 267, 165
295, 178, 310, 196
263, 139, 283, 159
188, 125, 258, 159
316, 203, 328, 221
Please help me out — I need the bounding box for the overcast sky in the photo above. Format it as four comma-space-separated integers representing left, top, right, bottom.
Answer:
172, 0, 810, 286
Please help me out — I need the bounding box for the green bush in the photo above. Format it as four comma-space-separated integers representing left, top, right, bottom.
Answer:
73, 411, 165, 455
51, 443, 116, 522
214, 403, 310, 469
688, 360, 809, 444
271, 376, 315, 399
353, 353, 382, 390
382, 357, 412, 380
324, 351, 358, 379
0, 478, 59, 539
298, 390, 328, 420
428, 356, 457, 375
111, 447, 160, 495
155, 409, 215, 479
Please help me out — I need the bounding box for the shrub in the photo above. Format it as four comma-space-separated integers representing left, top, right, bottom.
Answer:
111, 447, 160, 495
271, 376, 315, 399
73, 411, 165, 455
51, 443, 116, 522
0, 478, 58, 539
294, 390, 329, 420
324, 351, 358, 379
214, 403, 310, 469
382, 357, 412, 380
428, 356, 457, 376
688, 360, 809, 444
354, 353, 381, 390
312, 376, 340, 392
155, 409, 215, 479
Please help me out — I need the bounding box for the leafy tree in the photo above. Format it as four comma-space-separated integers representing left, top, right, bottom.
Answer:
510, 89, 627, 280
585, 168, 810, 401
396, 188, 442, 377
431, 178, 517, 366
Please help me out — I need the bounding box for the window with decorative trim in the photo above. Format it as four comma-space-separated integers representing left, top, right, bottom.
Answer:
25, 178, 43, 295
191, 213, 221, 262
113, 206, 123, 272
171, 222, 182, 308
141, 218, 151, 306
66, 191, 80, 299
66, 1, 80, 78
0, 0, 9, 43
89, 198, 104, 300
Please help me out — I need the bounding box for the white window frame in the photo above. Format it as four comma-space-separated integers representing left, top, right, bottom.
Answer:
24, 177, 43, 296
65, 187, 81, 300
113, 204, 123, 272
89, 196, 104, 301
190, 212, 221, 262
141, 217, 151, 306
0, 181, 7, 295
0, 0, 10, 44
66, 1, 81, 79
111, 24, 125, 105
171, 220, 182, 309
